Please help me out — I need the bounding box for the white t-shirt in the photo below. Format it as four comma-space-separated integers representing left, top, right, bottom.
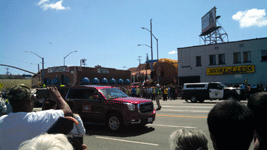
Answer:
71, 114, 86, 135
0, 109, 64, 150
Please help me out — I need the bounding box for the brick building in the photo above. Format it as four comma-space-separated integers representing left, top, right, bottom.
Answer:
127, 63, 151, 83
32, 65, 131, 87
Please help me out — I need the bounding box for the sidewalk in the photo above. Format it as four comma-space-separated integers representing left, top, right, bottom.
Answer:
156, 97, 182, 100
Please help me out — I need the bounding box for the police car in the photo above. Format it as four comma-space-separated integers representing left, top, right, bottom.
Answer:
182, 82, 247, 103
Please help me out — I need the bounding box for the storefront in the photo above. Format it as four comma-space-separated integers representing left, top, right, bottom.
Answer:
32, 66, 131, 87
178, 37, 267, 87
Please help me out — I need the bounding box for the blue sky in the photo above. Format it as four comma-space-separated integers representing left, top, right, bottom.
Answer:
1, 0, 267, 75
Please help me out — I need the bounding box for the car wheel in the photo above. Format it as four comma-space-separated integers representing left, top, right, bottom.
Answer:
190, 96, 198, 103
107, 113, 123, 131
199, 99, 205, 103
227, 96, 238, 101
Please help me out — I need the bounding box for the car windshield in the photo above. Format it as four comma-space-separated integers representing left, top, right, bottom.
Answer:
99, 88, 128, 99
219, 83, 227, 87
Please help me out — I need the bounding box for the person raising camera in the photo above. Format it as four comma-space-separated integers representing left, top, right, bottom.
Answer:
0, 85, 74, 150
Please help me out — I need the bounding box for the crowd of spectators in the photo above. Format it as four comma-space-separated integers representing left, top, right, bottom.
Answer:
0, 85, 87, 150
169, 92, 267, 150
119, 85, 181, 100
1, 84, 267, 149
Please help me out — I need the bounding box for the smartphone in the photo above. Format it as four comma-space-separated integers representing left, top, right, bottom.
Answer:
36, 88, 49, 98
47, 117, 73, 134
47, 117, 84, 149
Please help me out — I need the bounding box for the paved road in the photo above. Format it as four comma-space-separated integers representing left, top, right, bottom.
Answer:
82, 99, 253, 150
33, 99, 253, 150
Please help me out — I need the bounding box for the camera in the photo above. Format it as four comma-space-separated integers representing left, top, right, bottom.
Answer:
36, 88, 49, 98
67, 134, 84, 150
47, 117, 83, 150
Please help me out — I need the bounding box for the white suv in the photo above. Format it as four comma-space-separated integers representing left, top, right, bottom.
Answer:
182, 82, 246, 103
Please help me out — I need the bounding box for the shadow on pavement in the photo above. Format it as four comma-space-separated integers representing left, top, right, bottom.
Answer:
181, 100, 248, 105
181, 101, 218, 104
84, 123, 155, 137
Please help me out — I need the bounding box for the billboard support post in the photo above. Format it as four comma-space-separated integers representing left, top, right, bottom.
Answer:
200, 7, 229, 45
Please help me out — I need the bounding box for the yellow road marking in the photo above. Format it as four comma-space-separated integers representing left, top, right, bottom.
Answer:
156, 114, 207, 119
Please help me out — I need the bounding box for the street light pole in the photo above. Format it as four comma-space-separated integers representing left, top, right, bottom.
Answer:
137, 44, 151, 80
141, 21, 159, 84
63, 50, 77, 85
64, 50, 77, 66
25, 51, 44, 86
156, 38, 159, 84
137, 44, 151, 48
150, 19, 153, 71
137, 56, 142, 82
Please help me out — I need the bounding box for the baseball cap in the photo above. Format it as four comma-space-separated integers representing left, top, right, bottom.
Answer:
8, 84, 36, 106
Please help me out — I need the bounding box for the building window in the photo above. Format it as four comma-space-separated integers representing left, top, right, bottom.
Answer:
196, 56, 201, 66
218, 54, 225, 65
233, 52, 241, 64
243, 51, 251, 63
209, 55, 216, 65
262, 50, 267, 62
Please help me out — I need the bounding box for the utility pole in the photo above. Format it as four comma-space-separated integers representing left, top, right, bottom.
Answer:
141, 19, 159, 83
137, 56, 142, 82
146, 53, 149, 80
150, 19, 153, 70
6, 68, 10, 75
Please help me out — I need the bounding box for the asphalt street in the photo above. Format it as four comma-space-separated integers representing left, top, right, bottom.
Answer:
33, 99, 254, 150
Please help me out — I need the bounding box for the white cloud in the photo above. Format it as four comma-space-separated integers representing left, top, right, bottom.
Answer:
168, 51, 177, 54
232, 9, 267, 28
37, 0, 49, 5
37, 0, 70, 11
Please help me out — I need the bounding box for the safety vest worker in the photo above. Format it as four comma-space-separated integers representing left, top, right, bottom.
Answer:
152, 87, 156, 94
136, 87, 140, 96
156, 87, 162, 96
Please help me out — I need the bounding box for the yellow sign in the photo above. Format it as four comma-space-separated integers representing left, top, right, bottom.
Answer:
207, 65, 255, 76
0, 83, 3, 89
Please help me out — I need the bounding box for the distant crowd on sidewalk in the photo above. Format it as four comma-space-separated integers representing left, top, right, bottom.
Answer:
239, 83, 267, 97
118, 84, 181, 100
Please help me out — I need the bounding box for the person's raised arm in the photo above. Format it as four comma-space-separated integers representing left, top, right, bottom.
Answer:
48, 87, 73, 117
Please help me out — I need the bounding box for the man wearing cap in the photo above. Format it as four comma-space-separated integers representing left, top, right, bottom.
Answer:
0, 84, 73, 150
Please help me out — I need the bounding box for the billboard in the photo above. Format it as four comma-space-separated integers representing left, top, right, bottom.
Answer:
206, 65, 255, 76
201, 7, 216, 35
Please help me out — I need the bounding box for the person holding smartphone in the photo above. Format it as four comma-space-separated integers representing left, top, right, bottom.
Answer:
0, 85, 73, 150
